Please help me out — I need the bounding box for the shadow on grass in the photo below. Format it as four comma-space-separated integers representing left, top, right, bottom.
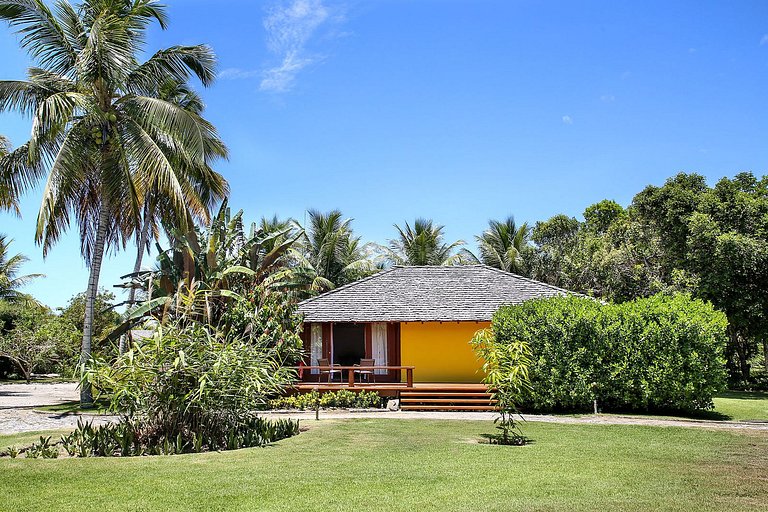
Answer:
522, 405, 732, 422
479, 433, 534, 446
35, 400, 110, 415
717, 390, 768, 401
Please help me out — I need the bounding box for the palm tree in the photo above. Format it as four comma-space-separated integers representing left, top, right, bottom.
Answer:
0, 235, 43, 302
0, 134, 17, 212
474, 217, 530, 273
111, 202, 302, 335
0, 0, 222, 405
386, 218, 472, 266
124, 80, 228, 316
285, 209, 377, 296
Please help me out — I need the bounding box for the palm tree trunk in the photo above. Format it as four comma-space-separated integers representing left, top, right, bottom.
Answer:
80, 202, 110, 406
119, 217, 150, 354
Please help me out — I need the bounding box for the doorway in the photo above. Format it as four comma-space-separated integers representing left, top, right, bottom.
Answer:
333, 323, 366, 366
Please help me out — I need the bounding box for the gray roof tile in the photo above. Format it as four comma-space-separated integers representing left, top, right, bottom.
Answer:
297, 265, 572, 322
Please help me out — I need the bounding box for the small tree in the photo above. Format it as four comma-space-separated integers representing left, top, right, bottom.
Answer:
471, 327, 532, 445
0, 300, 79, 381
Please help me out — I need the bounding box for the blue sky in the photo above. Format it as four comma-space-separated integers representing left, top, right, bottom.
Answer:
1, 0, 767, 309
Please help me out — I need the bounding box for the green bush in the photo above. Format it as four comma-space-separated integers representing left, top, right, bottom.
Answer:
489, 293, 728, 412
270, 389, 384, 410
0, 300, 79, 379
86, 321, 299, 454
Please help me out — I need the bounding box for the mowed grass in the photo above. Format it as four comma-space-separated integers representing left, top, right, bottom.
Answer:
560, 390, 768, 422
713, 391, 768, 421
2, 419, 767, 512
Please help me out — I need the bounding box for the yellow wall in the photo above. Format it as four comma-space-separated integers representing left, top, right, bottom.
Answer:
400, 322, 489, 383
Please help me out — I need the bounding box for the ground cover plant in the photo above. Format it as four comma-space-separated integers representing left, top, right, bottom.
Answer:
1, 417, 299, 459
1, 419, 766, 511
490, 293, 728, 413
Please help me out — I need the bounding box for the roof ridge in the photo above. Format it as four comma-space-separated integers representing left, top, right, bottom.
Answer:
481, 264, 588, 297
392, 264, 487, 268
297, 266, 399, 306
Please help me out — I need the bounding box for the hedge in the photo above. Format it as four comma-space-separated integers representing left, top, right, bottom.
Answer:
490, 293, 728, 412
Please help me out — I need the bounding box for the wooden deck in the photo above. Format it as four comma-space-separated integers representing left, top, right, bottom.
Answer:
292, 382, 488, 392
290, 382, 494, 410
290, 365, 494, 410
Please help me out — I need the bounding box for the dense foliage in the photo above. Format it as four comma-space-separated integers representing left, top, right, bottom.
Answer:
523, 173, 768, 385
86, 320, 300, 454
490, 294, 728, 412
0, 301, 77, 380
0, 289, 118, 380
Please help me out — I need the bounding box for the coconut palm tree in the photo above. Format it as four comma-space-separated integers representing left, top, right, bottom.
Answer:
124, 80, 228, 317
0, 134, 16, 212
0, 0, 222, 405
283, 209, 377, 296
0, 234, 43, 302
474, 217, 530, 273
386, 218, 472, 266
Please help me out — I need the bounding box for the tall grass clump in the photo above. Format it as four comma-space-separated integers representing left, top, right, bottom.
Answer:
83, 321, 300, 455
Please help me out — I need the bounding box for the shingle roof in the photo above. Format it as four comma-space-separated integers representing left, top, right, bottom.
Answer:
297, 265, 573, 323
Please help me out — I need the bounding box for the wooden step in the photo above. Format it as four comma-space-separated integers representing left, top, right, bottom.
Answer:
400, 392, 492, 398
400, 404, 497, 411
400, 398, 497, 404
396, 385, 495, 411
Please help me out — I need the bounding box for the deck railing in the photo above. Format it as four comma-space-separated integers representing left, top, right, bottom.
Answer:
292, 365, 415, 388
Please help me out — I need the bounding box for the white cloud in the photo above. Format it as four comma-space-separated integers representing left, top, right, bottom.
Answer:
562, 115, 573, 125
761, 34, 768, 46
260, 0, 332, 92
600, 94, 615, 103
218, 68, 260, 80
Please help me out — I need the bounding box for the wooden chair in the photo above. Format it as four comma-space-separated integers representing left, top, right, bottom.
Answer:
353, 358, 376, 383
318, 358, 342, 383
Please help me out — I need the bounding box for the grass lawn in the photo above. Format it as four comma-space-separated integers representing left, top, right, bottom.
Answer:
713, 391, 768, 421
1, 419, 767, 511
562, 390, 768, 423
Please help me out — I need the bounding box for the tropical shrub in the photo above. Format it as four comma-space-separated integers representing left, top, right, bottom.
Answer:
471, 327, 532, 445
270, 389, 384, 410
489, 294, 728, 412
85, 321, 300, 454
0, 300, 80, 380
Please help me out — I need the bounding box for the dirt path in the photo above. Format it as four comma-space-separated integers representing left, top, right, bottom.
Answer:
0, 382, 112, 435
1, 382, 766, 435
0, 382, 79, 409
264, 410, 768, 431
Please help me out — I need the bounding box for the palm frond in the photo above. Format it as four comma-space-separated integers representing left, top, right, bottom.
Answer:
0, 0, 77, 74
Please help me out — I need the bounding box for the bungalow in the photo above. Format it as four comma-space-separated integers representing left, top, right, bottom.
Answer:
297, 265, 570, 387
